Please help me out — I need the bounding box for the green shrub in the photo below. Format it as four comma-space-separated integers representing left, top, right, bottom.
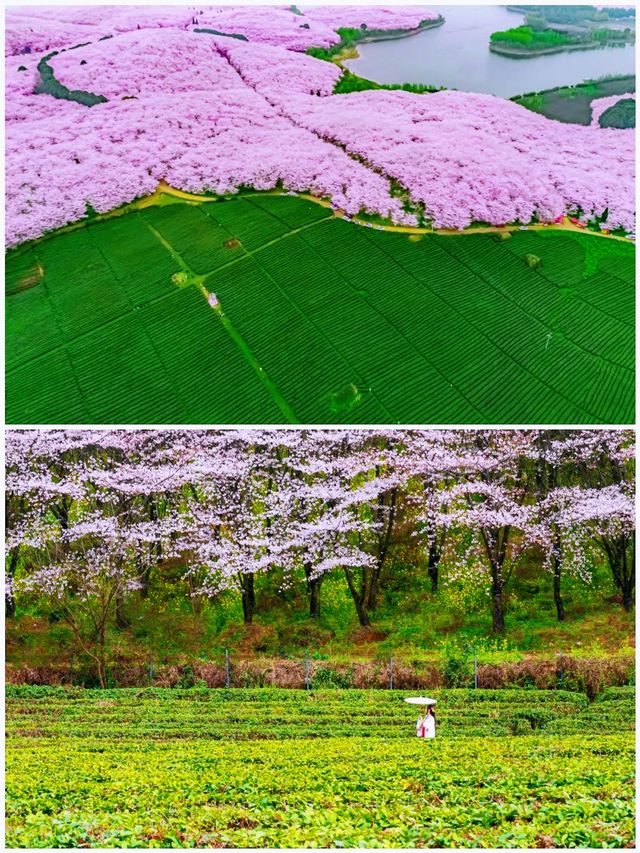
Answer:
311, 666, 354, 689
176, 664, 197, 689
598, 98, 635, 129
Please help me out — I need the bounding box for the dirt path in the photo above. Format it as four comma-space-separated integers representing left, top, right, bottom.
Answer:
152, 181, 632, 244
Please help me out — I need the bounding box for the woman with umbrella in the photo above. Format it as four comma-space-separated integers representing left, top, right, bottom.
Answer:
406, 697, 437, 739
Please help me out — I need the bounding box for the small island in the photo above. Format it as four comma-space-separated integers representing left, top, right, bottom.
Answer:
490, 4, 634, 57
307, 15, 445, 62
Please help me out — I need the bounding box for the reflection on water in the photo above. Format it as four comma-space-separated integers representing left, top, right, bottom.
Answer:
344, 5, 635, 98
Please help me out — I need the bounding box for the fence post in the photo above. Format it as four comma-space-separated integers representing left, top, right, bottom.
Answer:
149, 654, 154, 683
389, 656, 394, 690
304, 652, 310, 690
225, 649, 231, 688
473, 647, 478, 689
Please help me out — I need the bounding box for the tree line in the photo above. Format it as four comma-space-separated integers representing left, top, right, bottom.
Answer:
6, 429, 634, 687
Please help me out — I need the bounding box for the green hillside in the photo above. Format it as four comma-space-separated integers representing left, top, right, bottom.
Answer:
6, 195, 634, 424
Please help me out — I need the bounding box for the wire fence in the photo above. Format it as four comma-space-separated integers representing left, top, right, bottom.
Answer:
9, 647, 634, 696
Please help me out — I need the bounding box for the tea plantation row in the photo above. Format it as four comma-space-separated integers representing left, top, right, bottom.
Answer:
5, 686, 634, 740
6, 687, 634, 848
6, 194, 634, 424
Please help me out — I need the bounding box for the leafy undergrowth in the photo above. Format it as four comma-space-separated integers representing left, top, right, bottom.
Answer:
5, 687, 635, 848
7, 565, 635, 682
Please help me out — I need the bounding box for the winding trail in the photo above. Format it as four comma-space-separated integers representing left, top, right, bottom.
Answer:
151, 181, 633, 244
143, 216, 301, 424
10, 180, 632, 253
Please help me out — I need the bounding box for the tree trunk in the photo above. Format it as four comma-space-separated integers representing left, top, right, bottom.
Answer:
354, 598, 371, 627
601, 534, 635, 611
5, 546, 19, 618
491, 584, 505, 634
138, 556, 151, 599
366, 488, 397, 612
303, 561, 322, 619
115, 587, 129, 629
552, 525, 565, 621
553, 553, 564, 621
139, 499, 159, 598
97, 623, 107, 689
481, 526, 509, 634
343, 567, 371, 627
427, 543, 439, 594
241, 573, 255, 624
621, 534, 634, 611
309, 577, 321, 620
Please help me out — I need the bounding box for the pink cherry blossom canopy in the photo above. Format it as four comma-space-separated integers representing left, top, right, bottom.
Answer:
5, 6, 635, 247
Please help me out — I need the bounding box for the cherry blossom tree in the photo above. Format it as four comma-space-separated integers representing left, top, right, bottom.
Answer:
6, 428, 635, 677
5, 9, 634, 248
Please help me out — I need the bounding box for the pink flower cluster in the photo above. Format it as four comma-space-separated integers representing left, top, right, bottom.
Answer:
590, 92, 635, 127
301, 5, 439, 31
6, 55, 407, 246
5, 8, 635, 246
218, 38, 342, 97
5, 5, 195, 55
278, 88, 635, 231
189, 6, 340, 51
48, 30, 242, 98
5, 16, 106, 57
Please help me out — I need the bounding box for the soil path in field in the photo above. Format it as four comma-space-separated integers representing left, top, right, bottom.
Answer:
143, 219, 300, 424
152, 181, 632, 243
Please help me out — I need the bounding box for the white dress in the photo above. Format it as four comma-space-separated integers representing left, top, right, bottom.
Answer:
423, 714, 436, 739
416, 715, 424, 737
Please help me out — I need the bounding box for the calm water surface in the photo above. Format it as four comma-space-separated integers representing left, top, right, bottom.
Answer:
344, 5, 635, 98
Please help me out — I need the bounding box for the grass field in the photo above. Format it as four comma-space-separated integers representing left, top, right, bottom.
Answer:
6, 195, 634, 424
5, 686, 634, 848
513, 74, 636, 124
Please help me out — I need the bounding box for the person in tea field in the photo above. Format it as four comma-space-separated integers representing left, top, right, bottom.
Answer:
416, 705, 436, 739
423, 705, 436, 739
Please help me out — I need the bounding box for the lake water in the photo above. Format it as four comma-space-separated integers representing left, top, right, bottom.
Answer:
344, 5, 635, 98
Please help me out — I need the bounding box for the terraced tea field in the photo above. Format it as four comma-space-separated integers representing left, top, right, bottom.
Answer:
6, 686, 635, 848
6, 195, 634, 424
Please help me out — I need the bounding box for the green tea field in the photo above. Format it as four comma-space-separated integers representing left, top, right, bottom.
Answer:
5, 686, 635, 848
6, 195, 634, 424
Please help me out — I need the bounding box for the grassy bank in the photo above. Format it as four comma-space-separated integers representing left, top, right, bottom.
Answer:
513, 74, 636, 124
7, 561, 635, 692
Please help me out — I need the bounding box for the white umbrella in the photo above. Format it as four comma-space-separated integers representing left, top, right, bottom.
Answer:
404, 697, 437, 705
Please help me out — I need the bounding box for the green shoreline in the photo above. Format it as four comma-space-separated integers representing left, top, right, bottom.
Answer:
490, 39, 631, 57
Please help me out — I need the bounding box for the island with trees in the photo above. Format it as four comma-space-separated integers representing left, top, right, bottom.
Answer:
491, 4, 635, 56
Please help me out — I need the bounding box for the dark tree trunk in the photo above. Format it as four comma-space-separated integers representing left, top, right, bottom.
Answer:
303, 562, 322, 619
427, 542, 439, 594
241, 573, 255, 624
551, 524, 565, 621
136, 552, 150, 599
481, 526, 509, 634
5, 547, 19, 618
491, 583, 505, 634
353, 598, 371, 627
309, 577, 321, 620
553, 553, 564, 621
139, 499, 160, 599
366, 488, 397, 613
600, 533, 635, 612
115, 587, 129, 629
343, 567, 371, 627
